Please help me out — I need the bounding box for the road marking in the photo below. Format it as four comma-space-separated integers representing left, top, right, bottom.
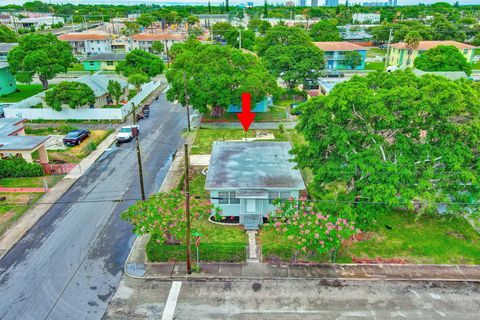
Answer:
161, 281, 182, 320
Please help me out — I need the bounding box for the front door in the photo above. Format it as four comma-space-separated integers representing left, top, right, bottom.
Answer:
246, 199, 256, 213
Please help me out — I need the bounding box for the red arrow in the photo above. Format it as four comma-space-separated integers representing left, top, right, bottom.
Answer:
236, 92, 256, 132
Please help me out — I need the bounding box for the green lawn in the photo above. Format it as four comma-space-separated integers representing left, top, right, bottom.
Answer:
364, 62, 385, 71
0, 192, 43, 236
0, 84, 47, 103
25, 125, 78, 136
201, 101, 291, 123
0, 175, 63, 188
68, 63, 85, 71
128, 89, 137, 100
260, 211, 480, 264
191, 128, 289, 155
472, 61, 480, 71
366, 48, 386, 58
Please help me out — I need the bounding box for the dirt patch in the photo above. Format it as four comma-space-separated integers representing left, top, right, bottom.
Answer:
351, 257, 408, 264
0, 210, 15, 224
446, 231, 467, 240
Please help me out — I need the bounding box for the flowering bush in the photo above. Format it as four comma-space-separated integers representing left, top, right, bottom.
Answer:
268, 198, 359, 262
121, 190, 213, 244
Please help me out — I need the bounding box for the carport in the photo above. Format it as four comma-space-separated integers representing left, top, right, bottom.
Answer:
0, 136, 50, 163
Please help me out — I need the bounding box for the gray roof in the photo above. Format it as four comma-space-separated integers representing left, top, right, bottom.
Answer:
0, 135, 49, 151
0, 43, 17, 52
412, 69, 468, 81
38, 74, 128, 98
205, 141, 305, 190
340, 31, 373, 40
0, 118, 25, 136
0, 61, 9, 69
81, 52, 126, 62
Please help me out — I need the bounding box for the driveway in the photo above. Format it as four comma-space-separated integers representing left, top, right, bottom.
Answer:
0, 93, 187, 320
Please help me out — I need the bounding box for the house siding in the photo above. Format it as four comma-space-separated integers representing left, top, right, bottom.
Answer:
325, 50, 366, 70
0, 66, 16, 96
389, 46, 475, 67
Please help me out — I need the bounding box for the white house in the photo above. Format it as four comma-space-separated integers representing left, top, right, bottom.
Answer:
352, 13, 381, 24
130, 33, 186, 53
39, 74, 128, 109
58, 33, 112, 56
205, 141, 305, 230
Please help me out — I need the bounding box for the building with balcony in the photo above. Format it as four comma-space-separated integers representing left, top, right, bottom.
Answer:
58, 33, 112, 56
130, 33, 186, 53
314, 41, 367, 70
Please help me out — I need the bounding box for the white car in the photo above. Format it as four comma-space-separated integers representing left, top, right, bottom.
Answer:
116, 126, 139, 143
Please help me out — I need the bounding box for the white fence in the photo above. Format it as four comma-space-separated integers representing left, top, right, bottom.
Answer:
4, 81, 161, 121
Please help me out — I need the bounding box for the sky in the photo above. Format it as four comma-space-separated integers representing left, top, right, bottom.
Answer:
2, 0, 480, 6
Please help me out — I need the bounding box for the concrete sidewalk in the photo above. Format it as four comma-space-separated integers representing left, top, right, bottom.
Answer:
127, 260, 480, 282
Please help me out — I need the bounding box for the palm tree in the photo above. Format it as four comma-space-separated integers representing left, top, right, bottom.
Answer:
404, 31, 422, 67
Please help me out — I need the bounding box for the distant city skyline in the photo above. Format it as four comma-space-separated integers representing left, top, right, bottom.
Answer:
1, 0, 479, 6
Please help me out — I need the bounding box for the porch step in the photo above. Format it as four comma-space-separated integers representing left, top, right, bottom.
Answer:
243, 214, 259, 230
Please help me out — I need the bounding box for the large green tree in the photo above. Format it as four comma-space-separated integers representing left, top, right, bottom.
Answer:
137, 13, 156, 27
309, 20, 341, 42
404, 31, 422, 66
262, 44, 325, 90
292, 70, 480, 226
0, 25, 17, 43
414, 45, 472, 76
344, 51, 363, 70
116, 49, 164, 79
45, 81, 95, 111
8, 33, 75, 90
248, 18, 271, 35
255, 25, 311, 56
107, 80, 122, 105
166, 40, 277, 114
224, 28, 255, 51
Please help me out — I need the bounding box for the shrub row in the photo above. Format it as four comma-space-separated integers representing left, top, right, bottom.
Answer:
146, 240, 246, 263
0, 158, 44, 178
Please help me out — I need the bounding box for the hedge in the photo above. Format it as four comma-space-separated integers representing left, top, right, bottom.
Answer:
0, 158, 44, 178
146, 240, 246, 263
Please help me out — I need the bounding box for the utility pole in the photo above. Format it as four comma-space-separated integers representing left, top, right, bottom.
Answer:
238, 29, 242, 49
183, 72, 191, 132
132, 104, 146, 201
384, 28, 393, 70
184, 144, 192, 274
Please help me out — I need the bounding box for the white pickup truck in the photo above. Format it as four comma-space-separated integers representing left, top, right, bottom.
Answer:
116, 125, 139, 143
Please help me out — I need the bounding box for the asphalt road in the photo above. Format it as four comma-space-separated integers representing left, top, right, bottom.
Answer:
105, 278, 480, 320
0, 92, 187, 320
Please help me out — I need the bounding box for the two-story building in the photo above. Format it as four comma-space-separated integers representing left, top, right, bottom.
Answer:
388, 40, 476, 67
314, 42, 367, 70
130, 33, 186, 53
205, 141, 305, 230
58, 33, 112, 56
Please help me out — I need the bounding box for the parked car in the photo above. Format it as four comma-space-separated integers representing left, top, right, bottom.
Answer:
142, 105, 150, 117
290, 102, 305, 115
116, 126, 139, 143
324, 70, 345, 78
63, 130, 90, 146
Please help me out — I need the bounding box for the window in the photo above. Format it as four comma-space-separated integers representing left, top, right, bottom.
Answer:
218, 192, 229, 204
217, 191, 239, 204
89, 62, 94, 66
106, 61, 114, 66
464, 49, 468, 54
268, 191, 291, 204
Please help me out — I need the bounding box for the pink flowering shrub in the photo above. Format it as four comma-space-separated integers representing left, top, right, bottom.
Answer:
268, 198, 359, 261
121, 190, 213, 244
